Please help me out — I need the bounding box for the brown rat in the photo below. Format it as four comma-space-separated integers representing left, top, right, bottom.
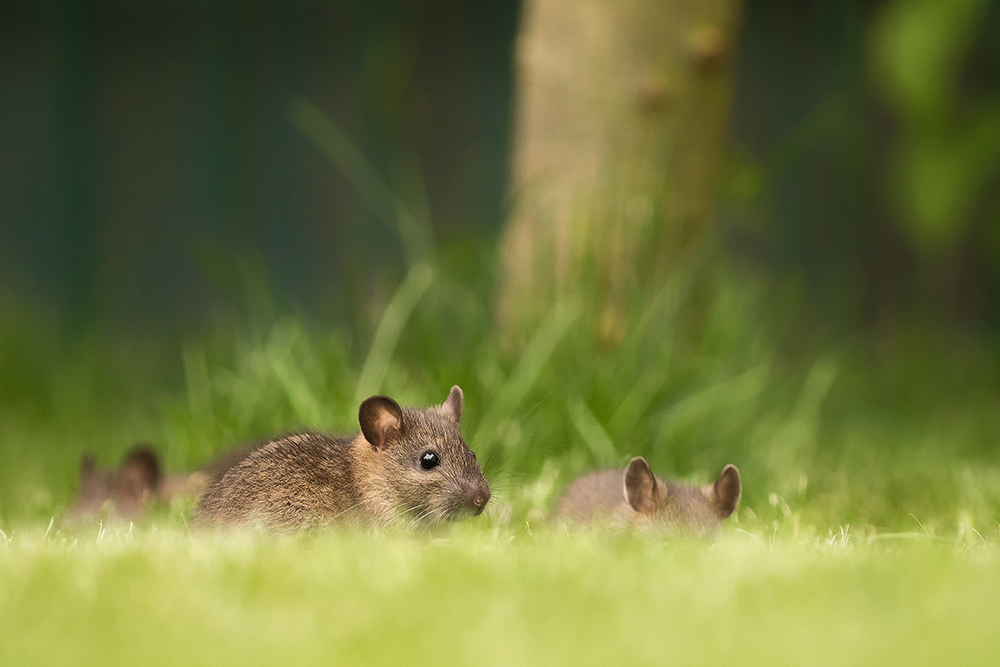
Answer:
67, 442, 247, 522
557, 456, 741, 531
68, 444, 163, 522
194, 386, 491, 528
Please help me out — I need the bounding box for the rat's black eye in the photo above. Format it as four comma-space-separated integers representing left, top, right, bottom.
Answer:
420, 451, 440, 470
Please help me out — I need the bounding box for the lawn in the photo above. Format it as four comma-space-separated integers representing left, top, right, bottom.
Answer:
1, 523, 998, 666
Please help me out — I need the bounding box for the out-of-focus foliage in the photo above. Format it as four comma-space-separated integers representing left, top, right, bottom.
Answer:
0, 1, 518, 328
3, 1, 999, 332
724, 0, 1000, 329
871, 0, 1000, 256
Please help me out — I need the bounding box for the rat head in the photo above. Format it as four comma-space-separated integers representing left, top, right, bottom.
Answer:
69, 444, 162, 521
358, 385, 490, 523
624, 457, 741, 530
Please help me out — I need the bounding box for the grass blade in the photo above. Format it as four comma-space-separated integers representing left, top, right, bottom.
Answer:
287, 97, 433, 267
354, 264, 435, 405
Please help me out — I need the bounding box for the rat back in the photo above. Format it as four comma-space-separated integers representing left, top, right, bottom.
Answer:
557, 470, 635, 525
195, 432, 359, 527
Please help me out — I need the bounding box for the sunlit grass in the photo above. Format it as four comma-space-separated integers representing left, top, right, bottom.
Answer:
1, 520, 998, 667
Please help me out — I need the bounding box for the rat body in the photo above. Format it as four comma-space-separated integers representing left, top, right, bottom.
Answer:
557, 457, 741, 531
195, 386, 490, 528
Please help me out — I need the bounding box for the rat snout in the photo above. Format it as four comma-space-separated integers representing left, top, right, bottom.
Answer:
470, 484, 490, 515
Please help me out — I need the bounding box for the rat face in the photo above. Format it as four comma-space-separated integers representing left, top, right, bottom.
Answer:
359, 386, 491, 523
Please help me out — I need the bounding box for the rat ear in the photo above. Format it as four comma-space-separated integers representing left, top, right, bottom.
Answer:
111, 445, 162, 517
706, 464, 741, 519
624, 457, 657, 514
440, 385, 463, 423
116, 445, 162, 497
70, 453, 112, 519
78, 453, 109, 495
80, 453, 97, 475
359, 395, 404, 451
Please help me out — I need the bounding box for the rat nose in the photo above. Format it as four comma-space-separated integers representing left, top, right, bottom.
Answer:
471, 487, 490, 514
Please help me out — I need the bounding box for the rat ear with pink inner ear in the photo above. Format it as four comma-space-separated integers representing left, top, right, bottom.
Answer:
705, 464, 742, 519
359, 395, 404, 451
440, 385, 463, 423
624, 457, 658, 514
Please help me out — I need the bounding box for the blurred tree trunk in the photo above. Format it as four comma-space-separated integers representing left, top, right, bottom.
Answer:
499, 0, 741, 339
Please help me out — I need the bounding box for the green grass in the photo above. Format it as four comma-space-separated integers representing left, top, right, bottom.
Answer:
1, 524, 998, 666
2, 251, 1000, 665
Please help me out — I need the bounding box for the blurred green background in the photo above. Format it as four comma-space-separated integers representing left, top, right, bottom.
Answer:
1, 0, 999, 533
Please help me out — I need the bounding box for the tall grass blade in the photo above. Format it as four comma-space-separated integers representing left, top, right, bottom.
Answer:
267, 321, 325, 426
287, 97, 433, 267
568, 399, 618, 465
473, 297, 581, 460
354, 264, 435, 405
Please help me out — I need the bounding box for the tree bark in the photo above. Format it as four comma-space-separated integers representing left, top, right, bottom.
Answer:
499, 0, 741, 338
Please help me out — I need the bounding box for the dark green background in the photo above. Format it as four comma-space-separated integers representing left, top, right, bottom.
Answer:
1, 0, 999, 332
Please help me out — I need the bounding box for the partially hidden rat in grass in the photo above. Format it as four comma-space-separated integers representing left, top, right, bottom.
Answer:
195, 386, 491, 529
67, 444, 190, 522
67, 443, 249, 523
557, 456, 741, 531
